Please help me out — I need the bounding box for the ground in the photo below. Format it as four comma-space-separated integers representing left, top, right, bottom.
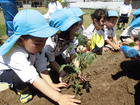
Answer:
0, 51, 140, 105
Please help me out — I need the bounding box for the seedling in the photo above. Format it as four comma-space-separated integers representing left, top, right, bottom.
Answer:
60, 52, 94, 95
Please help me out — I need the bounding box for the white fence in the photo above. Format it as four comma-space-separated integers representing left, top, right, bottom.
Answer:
69, 1, 123, 10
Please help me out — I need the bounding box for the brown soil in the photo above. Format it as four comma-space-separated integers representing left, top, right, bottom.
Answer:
1, 51, 140, 105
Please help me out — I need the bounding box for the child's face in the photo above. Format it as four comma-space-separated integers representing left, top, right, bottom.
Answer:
20, 36, 47, 54
93, 17, 105, 30
69, 23, 81, 40
105, 17, 118, 29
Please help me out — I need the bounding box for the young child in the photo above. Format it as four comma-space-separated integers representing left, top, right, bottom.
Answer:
83, 9, 106, 54
0, 9, 81, 105
120, 13, 140, 45
117, 0, 132, 30
124, 17, 140, 50
44, 0, 63, 19
44, 8, 81, 82
104, 10, 120, 51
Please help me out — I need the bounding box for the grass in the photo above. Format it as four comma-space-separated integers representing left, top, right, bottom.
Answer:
0, 7, 132, 40
0, 10, 6, 38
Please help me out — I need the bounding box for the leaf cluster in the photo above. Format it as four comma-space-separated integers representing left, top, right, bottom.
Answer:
75, 32, 88, 46
60, 52, 94, 95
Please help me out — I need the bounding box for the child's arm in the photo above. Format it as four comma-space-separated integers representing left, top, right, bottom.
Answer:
32, 77, 81, 105
113, 36, 120, 45
40, 70, 67, 91
105, 38, 119, 50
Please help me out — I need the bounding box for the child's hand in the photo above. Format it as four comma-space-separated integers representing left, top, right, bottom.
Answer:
113, 44, 120, 50
58, 94, 81, 105
51, 82, 67, 91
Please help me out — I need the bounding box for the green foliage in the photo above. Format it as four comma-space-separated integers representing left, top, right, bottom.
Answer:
75, 32, 87, 46
75, 52, 94, 71
60, 52, 94, 95
128, 42, 136, 47
0, 24, 6, 36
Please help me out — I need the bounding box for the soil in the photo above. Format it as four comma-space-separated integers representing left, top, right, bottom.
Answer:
1, 51, 140, 105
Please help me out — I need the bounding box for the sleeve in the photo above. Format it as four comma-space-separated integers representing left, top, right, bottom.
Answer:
8, 51, 39, 83
44, 45, 55, 62
68, 42, 76, 55
103, 27, 109, 40
44, 37, 56, 62
131, 28, 139, 37
120, 26, 132, 37
112, 28, 116, 37
35, 50, 49, 73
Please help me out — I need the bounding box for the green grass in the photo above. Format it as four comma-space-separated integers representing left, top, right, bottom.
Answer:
0, 10, 6, 38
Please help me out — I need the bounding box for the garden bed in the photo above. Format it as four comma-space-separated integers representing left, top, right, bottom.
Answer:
0, 51, 140, 105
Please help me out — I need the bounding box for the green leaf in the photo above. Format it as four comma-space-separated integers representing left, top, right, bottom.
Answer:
128, 42, 136, 47
60, 64, 72, 71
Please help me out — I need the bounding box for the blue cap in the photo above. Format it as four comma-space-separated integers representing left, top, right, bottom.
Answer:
49, 9, 81, 31
130, 16, 140, 28
0, 9, 59, 56
107, 10, 118, 17
133, 8, 140, 17
68, 7, 85, 17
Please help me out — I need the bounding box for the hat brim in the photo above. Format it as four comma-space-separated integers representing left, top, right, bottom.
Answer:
0, 35, 21, 56
130, 17, 140, 28
29, 24, 59, 38
59, 16, 81, 31
0, 25, 59, 56
133, 9, 140, 16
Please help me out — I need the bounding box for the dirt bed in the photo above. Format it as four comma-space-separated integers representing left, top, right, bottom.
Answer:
0, 51, 140, 105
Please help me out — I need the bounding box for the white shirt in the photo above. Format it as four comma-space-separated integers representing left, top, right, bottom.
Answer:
83, 24, 104, 39
44, 1, 63, 19
120, 26, 140, 38
44, 35, 76, 62
0, 45, 48, 83
104, 26, 115, 40
119, 3, 132, 16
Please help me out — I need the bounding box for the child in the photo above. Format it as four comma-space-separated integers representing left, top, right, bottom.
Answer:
44, 8, 81, 82
104, 10, 120, 51
117, 0, 132, 30
120, 13, 140, 45
44, 0, 63, 19
125, 16, 140, 51
61, 7, 85, 53
83, 9, 106, 54
0, 9, 81, 105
